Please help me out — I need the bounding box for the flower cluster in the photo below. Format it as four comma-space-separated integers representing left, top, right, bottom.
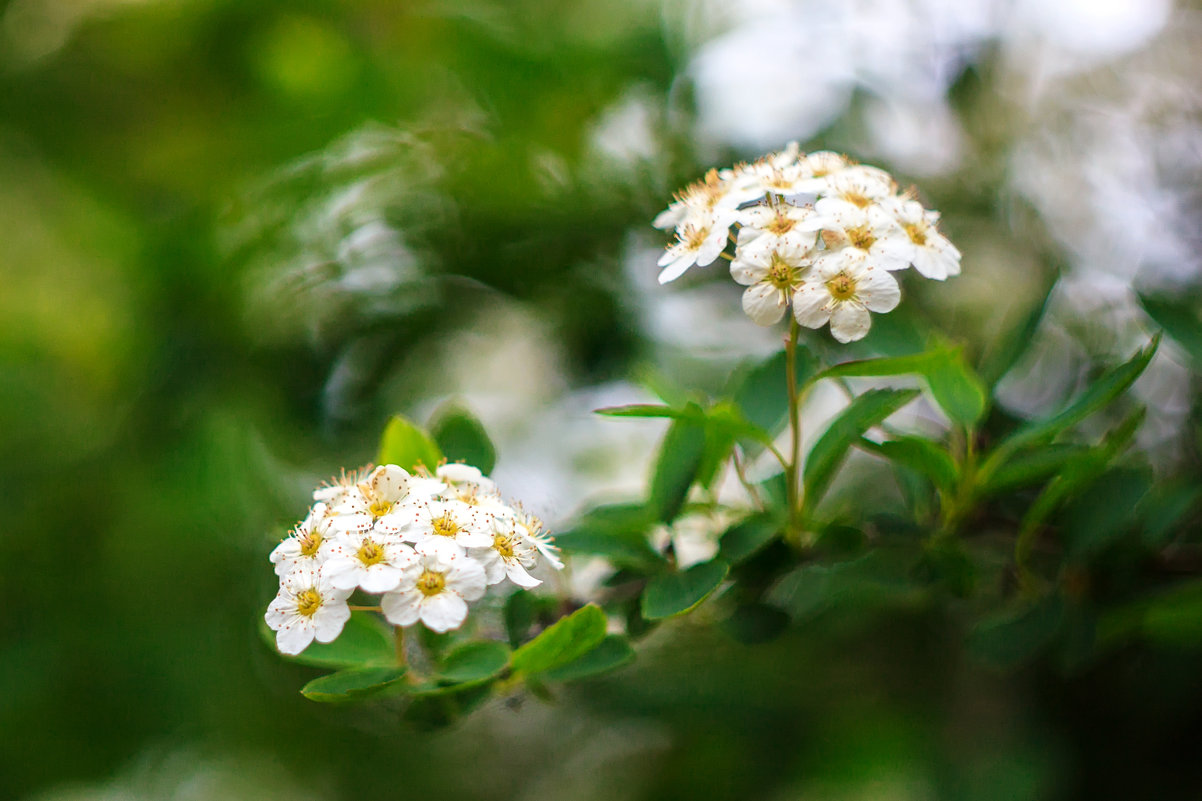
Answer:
265, 463, 562, 655
654, 143, 961, 342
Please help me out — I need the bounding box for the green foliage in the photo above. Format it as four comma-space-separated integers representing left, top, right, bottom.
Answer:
641, 559, 730, 619
510, 604, 608, 676
554, 503, 665, 570
542, 635, 635, 682
437, 640, 511, 683
718, 513, 784, 564
1139, 292, 1202, 368
649, 408, 709, 523
261, 611, 395, 669
731, 347, 820, 438
430, 405, 497, 474
300, 667, 409, 702
857, 436, 958, 497
377, 414, 443, 472
803, 388, 921, 514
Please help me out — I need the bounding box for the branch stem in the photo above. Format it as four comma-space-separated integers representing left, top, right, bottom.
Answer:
784, 318, 804, 543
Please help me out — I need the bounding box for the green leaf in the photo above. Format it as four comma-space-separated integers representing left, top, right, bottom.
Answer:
504, 590, 537, 648
717, 513, 783, 565
803, 388, 920, 514
985, 338, 1159, 472
730, 346, 820, 438
261, 611, 395, 669
649, 406, 708, 523
377, 414, 443, 473
768, 550, 924, 620
857, 436, 958, 497
542, 635, 635, 682
1137, 482, 1199, 548
430, 405, 496, 475
979, 444, 1090, 495
720, 603, 790, 644
816, 348, 987, 424
300, 667, 408, 702
437, 640, 510, 683
594, 403, 690, 419
1139, 292, 1202, 369
1062, 466, 1152, 561
969, 595, 1065, 670
978, 284, 1055, 386
1139, 581, 1202, 647
641, 559, 730, 620
510, 604, 608, 676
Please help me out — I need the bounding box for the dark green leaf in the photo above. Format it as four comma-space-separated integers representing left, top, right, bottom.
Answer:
554, 504, 664, 570
980, 444, 1090, 495
403, 681, 495, 730
718, 513, 783, 564
721, 603, 790, 644
803, 388, 920, 514
542, 635, 635, 682
1137, 482, 1199, 548
649, 406, 708, 523
969, 595, 1065, 670
377, 414, 443, 473
300, 667, 408, 702
641, 559, 730, 620
510, 604, 608, 676
261, 611, 395, 669
857, 436, 958, 497
437, 640, 510, 683
1139, 581, 1202, 647
768, 550, 924, 620
1139, 293, 1202, 369
504, 590, 537, 648
731, 346, 820, 438
1062, 466, 1152, 561
430, 405, 496, 475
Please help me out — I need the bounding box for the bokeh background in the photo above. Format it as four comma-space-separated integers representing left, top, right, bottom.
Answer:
3, 0, 1201, 799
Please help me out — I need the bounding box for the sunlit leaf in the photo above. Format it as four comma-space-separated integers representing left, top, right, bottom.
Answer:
641, 559, 730, 620
510, 604, 608, 676
377, 414, 443, 472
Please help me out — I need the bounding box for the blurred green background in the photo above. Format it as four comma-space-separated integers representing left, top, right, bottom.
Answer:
3, 0, 1201, 799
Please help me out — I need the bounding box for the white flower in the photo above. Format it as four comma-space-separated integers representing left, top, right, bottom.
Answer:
265, 567, 352, 655
471, 517, 541, 588
815, 203, 913, 272
312, 465, 373, 505
380, 544, 487, 633
735, 202, 822, 253
880, 197, 962, 280
657, 217, 732, 284
401, 498, 494, 557
514, 509, 563, 570
793, 249, 901, 343
327, 464, 434, 535
730, 242, 811, 326
433, 463, 512, 516
322, 529, 418, 593
270, 503, 336, 579
652, 168, 747, 232
815, 164, 897, 213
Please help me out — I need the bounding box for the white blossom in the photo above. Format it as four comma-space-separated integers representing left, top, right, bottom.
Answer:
793, 248, 901, 343
880, 196, 962, 280
327, 464, 434, 535
730, 242, 811, 326
380, 543, 487, 633
515, 509, 563, 570
657, 217, 732, 284
265, 566, 352, 655
322, 529, 418, 593
270, 503, 336, 579
816, 203, 913, 272
400, 498, 494, 558
471, 517, 541, 588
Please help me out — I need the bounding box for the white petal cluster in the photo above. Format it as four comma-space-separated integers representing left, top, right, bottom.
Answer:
654, 145, 961, 342
265, 463, 563, 653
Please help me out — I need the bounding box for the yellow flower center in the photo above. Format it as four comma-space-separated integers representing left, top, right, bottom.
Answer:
846, 225, 875, 250
827, 273, 857, 301
904, 222, 927, 246
299, 530, 323, 557
416, 570, 446, 597
765, 212, 797, 236
766, 256, 798, 291
356, 539, 386, 566
431, 515, 460, 538
368, 498, 393, 519
493, 533, 516, 559
684, 225, 711, 249
296, 589, 322, 617
842, 190, 871, 208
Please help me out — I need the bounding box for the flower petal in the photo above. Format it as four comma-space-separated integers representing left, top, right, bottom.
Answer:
857, 269, 901, 313
381, 589, 423, 627
742, 283, 788, 326
420, 593, 469, 633
829, 303, 872, 343
792, 284, 832, 329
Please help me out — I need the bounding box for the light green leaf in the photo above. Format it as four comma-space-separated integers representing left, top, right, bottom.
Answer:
542, 635, 635, 682
377, 414, 443, 473
857, 436, 958, 497
261, 611, 395, 669
803, 388, 921, 514
815, 348, 987, 424
300, 667, 408, 702
717, 513, 782, 564
641, 559, 730, 620
430, 405, 496, 475
510, 604, 608, 676
437, 640, 510, 683
649, 406, 708, 523
595, 403, 690, 419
